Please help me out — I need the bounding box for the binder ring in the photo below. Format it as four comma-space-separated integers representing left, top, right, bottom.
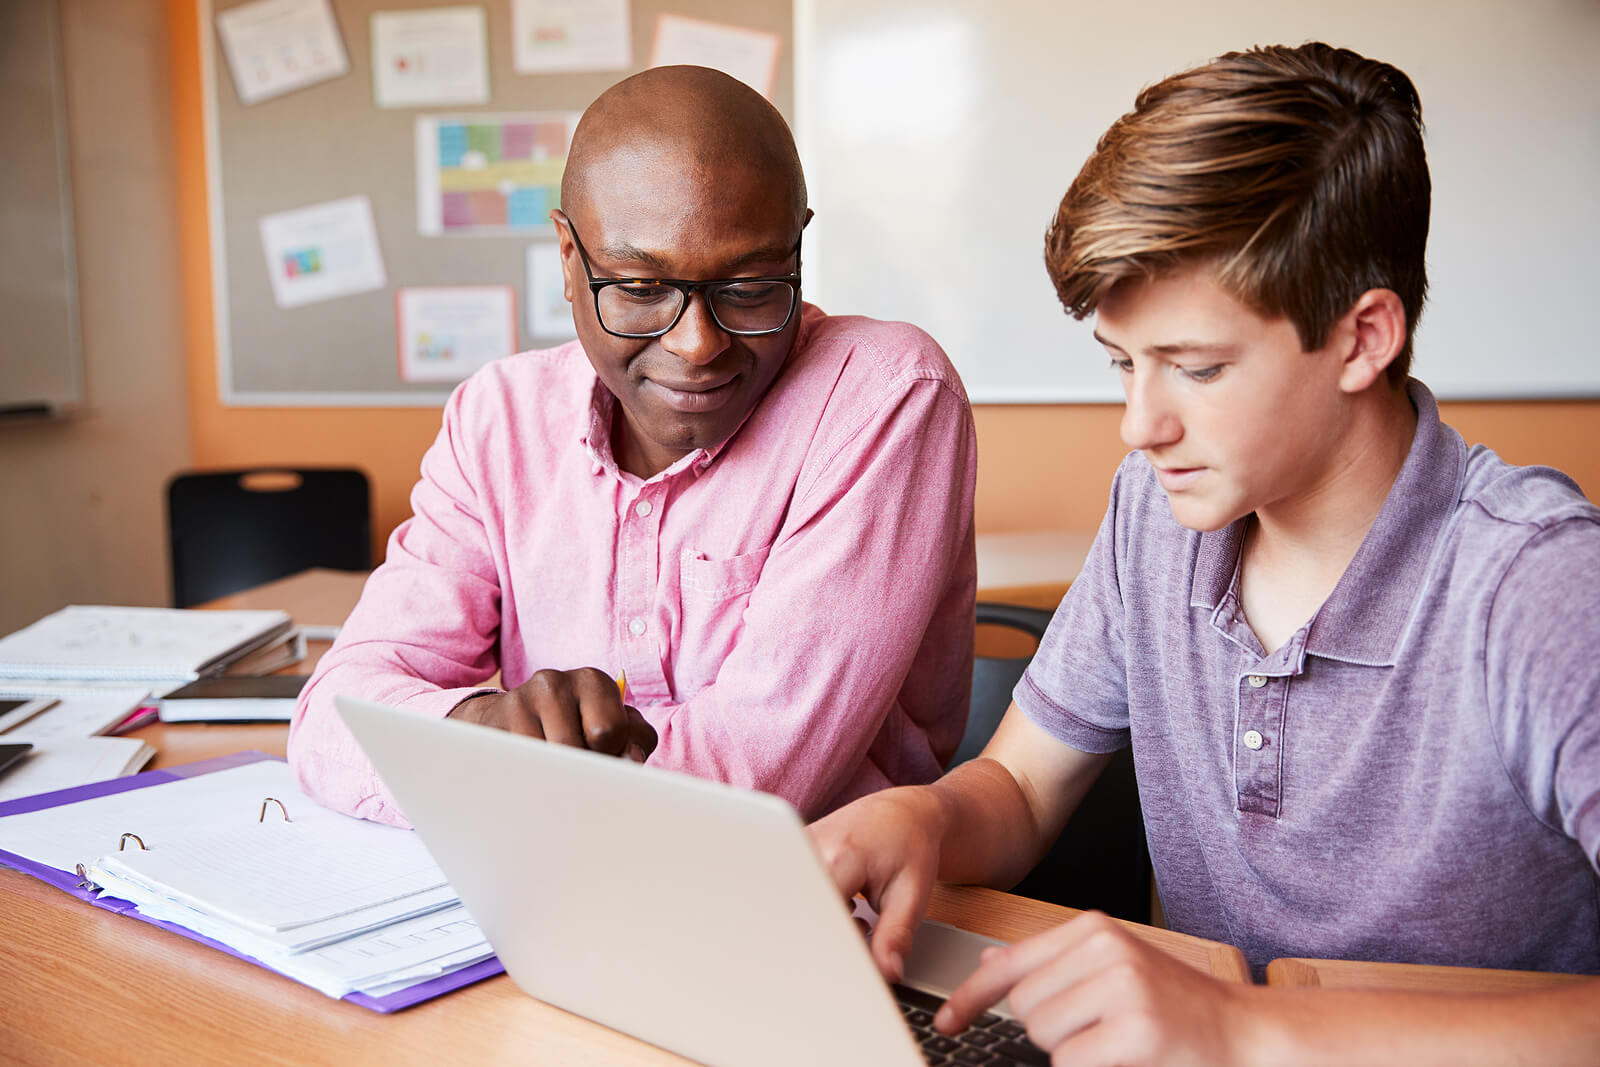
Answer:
259, 797, 291, 823
119, 833, 147, 851
75, 862, 94, 889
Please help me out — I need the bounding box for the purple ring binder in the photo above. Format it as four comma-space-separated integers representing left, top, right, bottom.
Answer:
0, 750, 504, 1013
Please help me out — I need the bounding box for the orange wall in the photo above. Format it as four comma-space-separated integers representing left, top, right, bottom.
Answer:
169, 2, 1599, 553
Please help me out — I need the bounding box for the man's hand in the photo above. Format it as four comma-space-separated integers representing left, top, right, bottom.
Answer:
449, 667, 657, 762
936, 910, 1255, 1066
808, 786, 948, 984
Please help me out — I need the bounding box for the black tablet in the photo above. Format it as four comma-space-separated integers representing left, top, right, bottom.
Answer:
0, 742, 33, 777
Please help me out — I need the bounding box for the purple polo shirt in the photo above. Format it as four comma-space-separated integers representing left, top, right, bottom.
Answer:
1018, 381, 1600, 975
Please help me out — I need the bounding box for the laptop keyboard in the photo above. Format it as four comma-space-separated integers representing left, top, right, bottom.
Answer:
893, 985, 1049, 1066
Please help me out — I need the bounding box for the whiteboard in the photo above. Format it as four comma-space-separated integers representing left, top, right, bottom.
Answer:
0, 0, 81, 415
796, 0, 1600, 402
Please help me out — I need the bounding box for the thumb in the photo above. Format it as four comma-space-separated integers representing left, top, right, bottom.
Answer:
624, 705, 658, 759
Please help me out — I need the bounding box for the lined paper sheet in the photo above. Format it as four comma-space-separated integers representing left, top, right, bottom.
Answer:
0, 760, 495, 1000
0, 761, 359, 876
90, 814, 447, 933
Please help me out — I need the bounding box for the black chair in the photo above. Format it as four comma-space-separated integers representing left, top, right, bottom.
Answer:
953, 602, 1152, 923
166, 468, 372, 607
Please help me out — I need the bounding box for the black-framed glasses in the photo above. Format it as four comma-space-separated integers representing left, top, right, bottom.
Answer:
558, 214, 802, 339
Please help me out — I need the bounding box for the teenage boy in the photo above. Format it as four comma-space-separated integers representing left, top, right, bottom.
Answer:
813, 42, 1600, 1064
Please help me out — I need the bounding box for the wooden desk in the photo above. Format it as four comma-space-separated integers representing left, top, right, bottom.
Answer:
1266, 956, 1591, 994
0, 569, 1247, 1064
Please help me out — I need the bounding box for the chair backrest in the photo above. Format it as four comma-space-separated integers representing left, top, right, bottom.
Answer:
166, 468, 372, 607
955, 601, 1152, 923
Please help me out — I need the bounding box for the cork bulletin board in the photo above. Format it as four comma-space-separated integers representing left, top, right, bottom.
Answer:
201, 0, 792, 405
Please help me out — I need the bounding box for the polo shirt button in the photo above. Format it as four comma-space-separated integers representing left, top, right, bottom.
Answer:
635, 499, 652, 518
1243, 729, 1264, 750
1247, 674, 1267, 688
628, 617, 647, 636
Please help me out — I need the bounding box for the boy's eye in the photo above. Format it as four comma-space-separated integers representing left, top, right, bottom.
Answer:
1108, 357, 1134, 374
1183, 365, 1223, 382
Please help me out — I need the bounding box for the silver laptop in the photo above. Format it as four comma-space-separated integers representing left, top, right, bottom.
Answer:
335, 695, 1033, 1067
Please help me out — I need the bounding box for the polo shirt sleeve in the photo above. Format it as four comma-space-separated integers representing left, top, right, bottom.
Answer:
288, 375, 506, 828
1486, 516, 1600, 875
1014, 460, 1135, 753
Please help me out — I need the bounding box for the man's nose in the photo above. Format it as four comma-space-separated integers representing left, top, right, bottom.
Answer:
1120, 371, 1182, 452
659, 291, 730, 366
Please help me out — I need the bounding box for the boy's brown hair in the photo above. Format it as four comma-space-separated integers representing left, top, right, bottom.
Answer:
1044, 42, 1429, 380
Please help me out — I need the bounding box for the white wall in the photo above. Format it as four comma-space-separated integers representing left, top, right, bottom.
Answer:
0, 0, 190, 632
798, 0, 1600, 402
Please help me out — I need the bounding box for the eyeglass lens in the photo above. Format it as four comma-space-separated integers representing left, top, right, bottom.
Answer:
598, 280, 795, 337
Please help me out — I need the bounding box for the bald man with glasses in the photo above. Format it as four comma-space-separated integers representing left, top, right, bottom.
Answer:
289, 66, 978, 827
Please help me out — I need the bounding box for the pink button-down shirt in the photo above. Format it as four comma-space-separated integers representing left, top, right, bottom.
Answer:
289, 305, 977, 825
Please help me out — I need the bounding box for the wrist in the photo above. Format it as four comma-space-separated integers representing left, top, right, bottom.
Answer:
1229, 986, 1315, 1067
447, 689, 504, 721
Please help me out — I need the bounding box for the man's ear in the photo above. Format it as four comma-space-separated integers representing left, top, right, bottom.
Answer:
1337, 288, 1408, 393
550, 209, 578, 304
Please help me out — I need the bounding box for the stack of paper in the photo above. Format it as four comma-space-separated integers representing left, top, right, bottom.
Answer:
0, 606, 299, 799
0, 759, 494, 1001
0, 687, 155, 801
0, 605, 295, 682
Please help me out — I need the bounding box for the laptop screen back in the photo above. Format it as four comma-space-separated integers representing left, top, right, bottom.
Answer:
335, 695, 923, 1067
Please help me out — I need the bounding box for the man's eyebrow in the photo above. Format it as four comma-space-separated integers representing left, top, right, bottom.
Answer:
1092, 331, 1238, 357
593, 241, 798, 276
593, 242, 672, 273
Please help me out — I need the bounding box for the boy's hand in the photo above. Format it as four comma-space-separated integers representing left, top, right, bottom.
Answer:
937, 910, 1257, 1066
808, 786, 947, 983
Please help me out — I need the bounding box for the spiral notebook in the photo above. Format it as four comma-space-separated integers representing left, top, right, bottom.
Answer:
0, 752, 503, 1011
0, 606, 294, 682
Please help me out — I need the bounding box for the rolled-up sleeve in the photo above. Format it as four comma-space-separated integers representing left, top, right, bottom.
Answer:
288, 381, 505, 827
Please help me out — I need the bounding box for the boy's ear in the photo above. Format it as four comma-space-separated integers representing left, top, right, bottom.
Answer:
1337, 288, 1408, 393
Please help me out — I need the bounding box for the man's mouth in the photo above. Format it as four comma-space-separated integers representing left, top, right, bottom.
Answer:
645, 375, 739, 413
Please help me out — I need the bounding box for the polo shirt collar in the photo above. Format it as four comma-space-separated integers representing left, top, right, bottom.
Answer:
1192, 379, 1467, 667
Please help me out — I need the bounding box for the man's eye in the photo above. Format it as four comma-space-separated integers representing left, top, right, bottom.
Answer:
614, 284, 673, 304
717, 281, 783, 305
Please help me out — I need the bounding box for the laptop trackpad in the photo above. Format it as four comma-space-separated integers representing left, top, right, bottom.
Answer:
902, 919, 1011, 1009
852, 899, 1015, 1013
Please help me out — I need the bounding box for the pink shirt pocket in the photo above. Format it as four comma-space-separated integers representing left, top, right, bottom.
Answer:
674, 544, 773, 693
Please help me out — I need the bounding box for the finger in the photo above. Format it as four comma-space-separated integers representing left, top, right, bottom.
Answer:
868, 868, 932, 985
1040, 1004, 1149, 1067
937, 912, 1114, 1033
624, 705, 658, 759
571, 667, 631, 755
1009, 951, 1142, 1057
521, 671, 587, 749
810, 820, 872, 904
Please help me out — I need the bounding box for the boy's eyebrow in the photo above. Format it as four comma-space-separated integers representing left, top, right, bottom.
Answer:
1092, 331, 1239, 357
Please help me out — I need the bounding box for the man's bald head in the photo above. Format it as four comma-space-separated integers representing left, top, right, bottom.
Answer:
561, 66, 807, 229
